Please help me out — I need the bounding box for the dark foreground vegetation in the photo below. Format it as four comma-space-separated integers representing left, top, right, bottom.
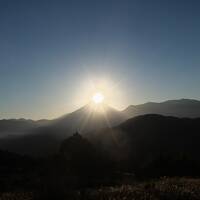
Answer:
0, 133, 200, 199
1, 115, 200, 199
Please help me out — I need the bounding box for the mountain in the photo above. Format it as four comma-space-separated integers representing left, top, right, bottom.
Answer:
0, 103, 126, 138
1, 99, 200, 139
0, 103, 126, 156
87, 114, 200, 168
1, 99, 200, 156
50, 103, 127, 136
123, 99, 200, 118
0, 118, 51, 139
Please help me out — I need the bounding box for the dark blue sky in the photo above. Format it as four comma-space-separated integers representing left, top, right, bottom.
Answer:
0, 0, 200, 119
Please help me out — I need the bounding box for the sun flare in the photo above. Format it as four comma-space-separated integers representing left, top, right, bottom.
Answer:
92, 92, 104, 104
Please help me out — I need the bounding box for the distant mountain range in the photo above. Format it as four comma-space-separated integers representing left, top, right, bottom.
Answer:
0, 103, 126, 138
0, 99, 200, 156
0, 118, 50, 138
1, 99, 200, 136
123, 99, 200, 118
0, 103, 126, 155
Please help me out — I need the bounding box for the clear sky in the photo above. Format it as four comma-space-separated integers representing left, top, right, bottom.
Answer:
0, 0, 200, 119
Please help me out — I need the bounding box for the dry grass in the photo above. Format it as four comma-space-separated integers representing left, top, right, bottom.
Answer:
0, 192, 33, 200
84, 177, 200, 200
0, 178, 200, 200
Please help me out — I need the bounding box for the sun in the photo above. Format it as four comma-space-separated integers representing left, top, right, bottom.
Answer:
92, 92, 104, 104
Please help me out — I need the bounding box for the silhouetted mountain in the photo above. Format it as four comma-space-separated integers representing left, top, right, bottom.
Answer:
88, 114, 200, 170
0, 104, 126, 156
123, 99, 200, 118
1, 99, 200, 156
1, 99, 200, 139
51, 103, 126, 136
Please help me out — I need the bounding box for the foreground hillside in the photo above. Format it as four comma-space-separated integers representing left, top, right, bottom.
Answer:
88, 114, 200, 174
0, 133, 200, 199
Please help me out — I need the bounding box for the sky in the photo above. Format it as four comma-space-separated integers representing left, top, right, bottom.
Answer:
0, 0, 200, 119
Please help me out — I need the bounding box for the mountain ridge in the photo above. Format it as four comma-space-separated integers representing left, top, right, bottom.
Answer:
87, 114, 200, 166
123, 98, 200, 118
1, 98, 200, 139
0, 98, 200, 156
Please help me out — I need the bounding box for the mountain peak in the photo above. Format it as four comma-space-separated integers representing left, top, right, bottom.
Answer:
51, 103, 126, 135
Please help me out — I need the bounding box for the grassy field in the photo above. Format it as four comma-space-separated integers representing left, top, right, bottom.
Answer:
0, 177, 200, 200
